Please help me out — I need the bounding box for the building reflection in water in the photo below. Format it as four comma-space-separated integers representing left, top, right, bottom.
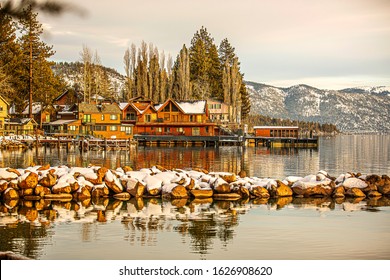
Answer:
1, 195, 388, 259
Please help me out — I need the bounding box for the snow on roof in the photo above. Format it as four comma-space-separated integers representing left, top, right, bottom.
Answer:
118, 102, 128, 110
22, 103, 42, 115
49, 119, 77, 125
176, 100, 206, 114
154, 104, 163, 111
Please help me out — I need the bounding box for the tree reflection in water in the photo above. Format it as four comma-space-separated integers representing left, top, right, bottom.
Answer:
1, 196, 389, 259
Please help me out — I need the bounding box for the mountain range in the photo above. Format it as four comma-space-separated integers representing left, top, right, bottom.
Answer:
246, 81, 390, 133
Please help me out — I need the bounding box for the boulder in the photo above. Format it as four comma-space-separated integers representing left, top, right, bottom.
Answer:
37, 164, 51, 171
122, 166, 133, 173
39, 172, 57, 188
377, 184, 390, 196
238, 170, 247, 178
346, 187, 366, 198
18, 172, 38, 189
275, 181, 293, 197
221, 173, 237, 183
126, 180, 145, 197
190, 189, 213, 198
213, 193, 241, 201
250, 186, 270, 198
333, 186, 345, 198
3, 188, 19, 200
43, 193, 73, 201
171, 185, 188, 199
214, 183, 231, 194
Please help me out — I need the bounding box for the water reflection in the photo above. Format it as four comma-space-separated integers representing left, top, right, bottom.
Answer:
1, 135, 389, 178
1, 196, 389, 259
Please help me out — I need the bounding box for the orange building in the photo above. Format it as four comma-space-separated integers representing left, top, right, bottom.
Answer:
253, 126, 299, 138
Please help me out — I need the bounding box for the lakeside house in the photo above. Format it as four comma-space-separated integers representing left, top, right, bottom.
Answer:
0, 95, 9, 135
253, 126, 299, 138
4, 118, 38, 135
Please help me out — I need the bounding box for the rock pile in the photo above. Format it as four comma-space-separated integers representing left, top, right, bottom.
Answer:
0, 165, 389, 203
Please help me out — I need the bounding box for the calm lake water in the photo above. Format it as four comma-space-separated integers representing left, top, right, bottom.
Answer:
0, 134, 389, 260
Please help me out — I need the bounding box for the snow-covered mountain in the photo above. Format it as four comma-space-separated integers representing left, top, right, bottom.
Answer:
246, 81, 390, 133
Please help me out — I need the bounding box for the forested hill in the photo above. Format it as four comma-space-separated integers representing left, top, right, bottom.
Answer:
246, 81, 390, 133
52, 62, 126, 99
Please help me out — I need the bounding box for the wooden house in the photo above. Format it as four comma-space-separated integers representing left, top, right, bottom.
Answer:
21, 103, 56, 129
78, 103, 132, 139
253, 126, 299, 138
4, 118, 37, 135
54, 89, 83, 107
119, 97, 156, 126
0, 95, 9, 134
207, 99, 230, 123
135, 99, 215, 136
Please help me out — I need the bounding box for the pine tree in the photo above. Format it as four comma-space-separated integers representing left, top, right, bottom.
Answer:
172, 44, 191, 100
240, 81, 251, 121
189, 27, 221, 100
17, 5, 59, 118
123, 46, 133, 100
0, 11, 20, 99
219, 38, 237, 66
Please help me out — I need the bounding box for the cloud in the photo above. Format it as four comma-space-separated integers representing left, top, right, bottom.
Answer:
39, 0, 390, 88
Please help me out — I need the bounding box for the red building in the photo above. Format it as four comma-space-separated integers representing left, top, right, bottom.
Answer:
253, 126, 299, 138
124, 98, 216, 137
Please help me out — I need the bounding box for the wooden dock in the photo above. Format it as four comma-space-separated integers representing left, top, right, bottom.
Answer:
2, 135, 318, 150
133, 135, 245, 147
245, 136, 318, 148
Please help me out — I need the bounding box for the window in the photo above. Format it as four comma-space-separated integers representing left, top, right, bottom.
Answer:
110, 125, 117, 131
0, 106, 3, 111
69, 125, 77, 131
164, 113, 170, 121
120, 126, 132, 135
145, 114, 151, 122
45, 115, 50, 122
110, 114, 118, 120
157, 127, 162, 133
164, 127, 170, 133
101, 114, 105, 121
196, 115, 202, 123
94, 125, 107, 131
83, 114, 91, 123
126, 112, 136, 120
192, 127, 200, 136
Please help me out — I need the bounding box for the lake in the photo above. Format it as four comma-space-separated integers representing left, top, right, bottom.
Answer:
0, 134, 389, 260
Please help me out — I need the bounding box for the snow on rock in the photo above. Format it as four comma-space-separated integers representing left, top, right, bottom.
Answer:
342, 178, 368, 189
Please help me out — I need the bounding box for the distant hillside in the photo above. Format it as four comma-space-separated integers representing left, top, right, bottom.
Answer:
246, 81, 390, 133
52, 62, 126, 98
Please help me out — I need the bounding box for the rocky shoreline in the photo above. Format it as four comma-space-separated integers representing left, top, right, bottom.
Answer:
1, 164, 389, 203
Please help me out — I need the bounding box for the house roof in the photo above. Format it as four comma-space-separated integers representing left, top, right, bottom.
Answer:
177, 100, 206, 114
22, 102, 42, 115
7, 118, 37, 125
78, 103, 121, 114
0, 95, 9, 106
157, 99, 207, 114
49, 119, 78, 125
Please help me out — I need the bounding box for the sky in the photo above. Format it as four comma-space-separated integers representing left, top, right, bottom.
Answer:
37, 0, 390, 90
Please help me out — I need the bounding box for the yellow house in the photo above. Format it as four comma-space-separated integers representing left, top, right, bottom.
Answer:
0, 95, 9, 134
4, 118, 38, 135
